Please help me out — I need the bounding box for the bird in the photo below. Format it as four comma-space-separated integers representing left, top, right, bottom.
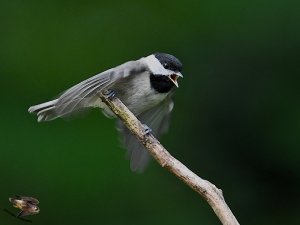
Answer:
28, 53, 183, 172
8, 196, 40, 217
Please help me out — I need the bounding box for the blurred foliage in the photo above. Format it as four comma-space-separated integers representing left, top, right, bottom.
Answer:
0, 0, 299, 224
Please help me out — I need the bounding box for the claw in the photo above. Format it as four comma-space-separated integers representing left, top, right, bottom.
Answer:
143, 124, 152, 135
103, 89, 116, 99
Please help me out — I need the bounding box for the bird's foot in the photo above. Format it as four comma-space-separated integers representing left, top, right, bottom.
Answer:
143, 124, 152, 135
16, 211, 22, 218
103, 89, 116, 99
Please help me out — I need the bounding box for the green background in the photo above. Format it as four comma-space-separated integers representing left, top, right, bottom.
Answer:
1, 0, 299, 224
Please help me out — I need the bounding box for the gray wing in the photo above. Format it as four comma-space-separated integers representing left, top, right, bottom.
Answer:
117, 96, 174, 172
28, 60, 146, 121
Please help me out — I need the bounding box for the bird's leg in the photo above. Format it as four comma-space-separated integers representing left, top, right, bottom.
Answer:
142, 124, 152, 135
103, 89, 116, 99
16, 211, 23, 218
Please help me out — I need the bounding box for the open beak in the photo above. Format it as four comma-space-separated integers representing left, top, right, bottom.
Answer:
168, 72, 183, 88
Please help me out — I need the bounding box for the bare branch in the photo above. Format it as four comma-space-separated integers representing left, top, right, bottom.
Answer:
99, 92, 240, 225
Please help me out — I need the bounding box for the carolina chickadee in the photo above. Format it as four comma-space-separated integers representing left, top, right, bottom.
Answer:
28, 53, 183, 172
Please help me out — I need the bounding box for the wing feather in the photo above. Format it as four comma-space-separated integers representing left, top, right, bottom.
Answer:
117, 96, 174, 172
29, 60, 146, 121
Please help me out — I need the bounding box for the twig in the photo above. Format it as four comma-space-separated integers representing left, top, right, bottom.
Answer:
3, 209, 32, 223
99, 92, 240, 225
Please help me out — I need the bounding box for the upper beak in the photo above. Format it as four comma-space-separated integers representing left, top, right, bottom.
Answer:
168, 72, 183, 88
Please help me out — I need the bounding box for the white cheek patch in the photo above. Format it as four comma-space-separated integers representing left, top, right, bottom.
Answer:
142, 55, 174, 76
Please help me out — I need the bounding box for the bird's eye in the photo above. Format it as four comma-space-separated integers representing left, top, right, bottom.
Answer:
163, 63, 169, 69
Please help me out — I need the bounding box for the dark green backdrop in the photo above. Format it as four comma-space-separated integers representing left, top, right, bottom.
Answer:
1, 0, 299, 224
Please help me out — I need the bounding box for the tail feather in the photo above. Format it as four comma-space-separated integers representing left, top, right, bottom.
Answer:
28, 99, 59, 122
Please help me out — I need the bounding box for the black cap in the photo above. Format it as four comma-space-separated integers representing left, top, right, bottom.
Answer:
154, 53, 183, 72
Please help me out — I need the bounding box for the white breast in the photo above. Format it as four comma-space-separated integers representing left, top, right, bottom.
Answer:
92, 71, 169, 117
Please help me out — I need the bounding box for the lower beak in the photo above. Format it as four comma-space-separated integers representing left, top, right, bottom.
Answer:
168, 73, 182, 88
